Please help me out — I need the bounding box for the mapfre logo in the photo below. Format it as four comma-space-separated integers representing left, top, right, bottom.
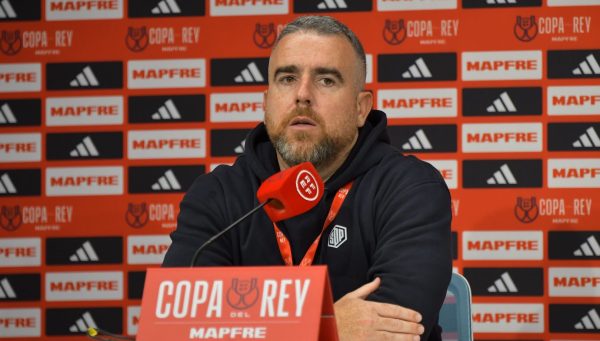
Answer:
472, 303, 544, 333
210, 0, 288, 16
462, 50, 542, 81
127, 235, 171, 264
425, 160, 457, 189
0, 133, 41, 162
0, 63, 41, 93
127, 306, 140, 335
548, 50, 600, 79
46, 96, 123, 126
294, 0, 372, 13
378, 53, 456, 82
377, 88, 457, 118
548, 86, 600, 116
0, 308, 41, 338
128, 59, 206, 89
377, 0, 456, 11
0, 99, 41, 127
550, 267, 600, 297
128, 0, 205, 18
46, 0, 123, 21
129, 94, 205, 123
463, 87, 542, 116
462, 123, 542, 153
548, 159, 600, 188
463, 231, 543, 260
46, 166, 123, 196
128, 129, 206, 159
45, 271, 123, 301
210, 92, 263, 123
463, 0, 541, 8
388, 125, 457, 153
0, 238, 41, 267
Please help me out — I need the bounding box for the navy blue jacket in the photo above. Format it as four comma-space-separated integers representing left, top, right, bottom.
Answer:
163, 110, 452, 340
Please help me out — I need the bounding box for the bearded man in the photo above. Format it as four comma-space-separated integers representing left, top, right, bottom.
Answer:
163, 15, 452, 341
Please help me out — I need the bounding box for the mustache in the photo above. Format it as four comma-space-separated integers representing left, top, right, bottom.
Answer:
284, 106, 321, 125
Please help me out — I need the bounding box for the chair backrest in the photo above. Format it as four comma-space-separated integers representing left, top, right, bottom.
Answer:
438, 272, 473, 341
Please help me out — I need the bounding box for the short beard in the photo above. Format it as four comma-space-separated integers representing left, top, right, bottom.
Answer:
272, 132, 337, 169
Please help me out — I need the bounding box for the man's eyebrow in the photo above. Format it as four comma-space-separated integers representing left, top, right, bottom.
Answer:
314, 67, 344, 83
273, 65, 299, 79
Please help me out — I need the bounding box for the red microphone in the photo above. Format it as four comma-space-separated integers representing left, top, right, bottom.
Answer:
190, 162, 323, 266
257, 162, 324, 222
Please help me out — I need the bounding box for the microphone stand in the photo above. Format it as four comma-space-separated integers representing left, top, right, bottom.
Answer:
189, 200, 271, 267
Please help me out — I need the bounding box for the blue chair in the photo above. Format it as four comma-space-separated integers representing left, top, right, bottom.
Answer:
438, 272, 473, 341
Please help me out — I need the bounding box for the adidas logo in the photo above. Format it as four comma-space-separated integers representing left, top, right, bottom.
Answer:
234, 139, 246, 154
573, 235, 600, 257
317, 0, 347, 9
486, 0, 517, 4
0, 103, 17, 124
487, 272, 518, 293
401, 129, 432, 150
402, 58, 432, 79
0, 277, 16, 299
152, 99, 181, 120
69, 241, 99, 262
572, 127, 600, 148
151, 169, 181, 191
572, 54, 600, 76
486, 92, 517, 113
70, 136, 99, 157
574, 308, 600, 330
0, 0, 16, 19
234, 62, 264, 83
0, 173, 17, 194
69, 311, 97, 333
487, 164, 517, 185
69, 66, 99, 88
151, 0, 181, 14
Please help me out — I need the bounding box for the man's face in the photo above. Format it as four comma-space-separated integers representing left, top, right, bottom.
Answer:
263, 32, 371, 169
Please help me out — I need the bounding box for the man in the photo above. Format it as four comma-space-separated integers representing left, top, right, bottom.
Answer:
163, 16, 452, 341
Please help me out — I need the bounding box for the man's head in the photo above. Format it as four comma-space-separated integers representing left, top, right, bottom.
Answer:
263, 16, 373, 176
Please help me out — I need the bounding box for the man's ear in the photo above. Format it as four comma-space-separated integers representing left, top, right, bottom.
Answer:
356, 90, 373, 127
263, 89, 269, 120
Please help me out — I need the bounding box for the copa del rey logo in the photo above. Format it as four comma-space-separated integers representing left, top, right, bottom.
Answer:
462, 50, 542, 81
128, 59, 206, 89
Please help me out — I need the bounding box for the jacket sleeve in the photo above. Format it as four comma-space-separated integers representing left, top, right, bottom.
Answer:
162, 172, 234, 267
367, 161, 452, 340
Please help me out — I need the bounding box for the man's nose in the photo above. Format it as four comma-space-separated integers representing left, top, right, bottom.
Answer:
295, 76, 313, 106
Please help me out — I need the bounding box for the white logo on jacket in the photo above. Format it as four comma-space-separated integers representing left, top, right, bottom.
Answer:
328, 225, 347, 248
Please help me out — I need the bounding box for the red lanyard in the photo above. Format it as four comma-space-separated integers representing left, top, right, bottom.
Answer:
273, 182, 353, 266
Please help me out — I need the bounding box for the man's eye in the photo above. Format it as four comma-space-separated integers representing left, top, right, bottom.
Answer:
319, 78, 335, 86
279, 76, 295, 84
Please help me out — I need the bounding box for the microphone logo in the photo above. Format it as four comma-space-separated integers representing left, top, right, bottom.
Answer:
226, 278, 260, 310
296, 170, 319, 201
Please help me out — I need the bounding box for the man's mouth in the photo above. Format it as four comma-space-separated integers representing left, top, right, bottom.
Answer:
289, 116, 317, 127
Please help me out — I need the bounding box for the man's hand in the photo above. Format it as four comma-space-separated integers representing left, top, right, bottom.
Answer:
334, 277, 425, 341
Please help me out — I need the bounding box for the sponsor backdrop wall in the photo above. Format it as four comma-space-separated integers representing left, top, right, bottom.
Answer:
0, 0, 599, 340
